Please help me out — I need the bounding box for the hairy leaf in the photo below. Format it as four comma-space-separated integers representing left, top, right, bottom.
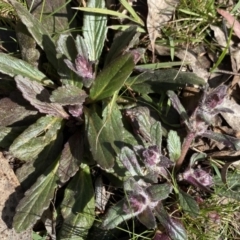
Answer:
58, 130, 83, 184
50, 85, 87, 106
125, 106, 155, 143
167, 130, 181, 161
137, 206, 156, 229
89, 53, 134, 101
155, 202, 187, 240
10, 116, 62, 161
150, 122, 162, 150
105, 26, 137, 65
119, 147, 143, 176
59, 166, 95, 239
15, 75, 69, 119
83, 0, 107, 61
8, 0, 57, 69
84, 107, 115, 169
178, 189, 199, 218
0, 53, 53, 86
146, 183, 173, 202
13, 160, 59, 232
101, 199, 137, 229
0, 97, 37, 126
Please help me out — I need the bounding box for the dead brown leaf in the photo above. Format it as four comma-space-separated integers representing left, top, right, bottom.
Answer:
0, 152, 32, 239
147, 0, 179, 62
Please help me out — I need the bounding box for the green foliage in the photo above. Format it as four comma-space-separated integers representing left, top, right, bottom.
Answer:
0, 0, 233, 239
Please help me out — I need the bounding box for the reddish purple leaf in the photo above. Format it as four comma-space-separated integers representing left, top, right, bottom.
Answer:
15, 75, 69, 119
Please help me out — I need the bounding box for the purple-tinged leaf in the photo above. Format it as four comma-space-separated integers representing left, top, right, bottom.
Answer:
50, 85, 87, 106
142, 145, 161, 166
58, 130, 83, 184
202, 130, 240, 150
167, 91, 190, 129
68, 104, 83, 118
146, 183, 173, 202
0, 97, 37, 126
153, 232, 171, 240
64, 54, 94, 80
123, 193, 147, 213
125, 106, 153, 142
119, 147, 143, 176
178, 189, 199, 217
15, 75, 69, 119
155, 202, 188, 240
202, 85, 227, 110
137, 206, 156, 229
182, 168, 213, 189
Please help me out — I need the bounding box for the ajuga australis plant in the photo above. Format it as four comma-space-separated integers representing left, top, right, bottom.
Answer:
1, 0, 236, 239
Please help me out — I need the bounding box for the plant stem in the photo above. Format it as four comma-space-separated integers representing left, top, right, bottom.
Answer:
175, 132, 196, 171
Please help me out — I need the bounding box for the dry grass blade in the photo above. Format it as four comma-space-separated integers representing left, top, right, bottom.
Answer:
147, 0, 179, 62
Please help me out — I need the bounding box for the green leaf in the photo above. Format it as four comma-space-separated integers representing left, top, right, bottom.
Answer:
150, 122, 162, 150
50, 85, 87, 105
0, 97, 37, 127
24, 0, 75, 38
58, 130, 83, 184
76, 7, 142, 25
126, 69, 206, 94
56, 34, 82, 87
0, 126, 27, 148
189, 152, 207, 168
167, 90, 190, 127
178, 189, 199, 218
8, 0, 57, 69
146, 183, 173, 202
119, 147, 143, 176
119, 0, 144, 26
84, 107, 115, 169
155, 202, 188, 240
59, 166, 95, 239
10, 116, 63, 161
214, 173, 240, 201
102, 99, 137, 153
13, 160, 59, 232
101, 199, 136, 230
0, 53, 54, 86
136, 61, 186, 70
90, 53, 134, 101
16, 134, 63, 191
82, 0, 107, 61
167, 130, 181, 162
105, 26, 137, 65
